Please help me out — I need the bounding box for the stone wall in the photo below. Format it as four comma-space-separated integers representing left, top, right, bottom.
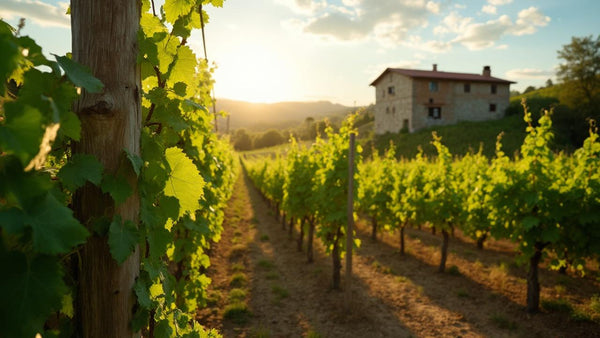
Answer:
373, 73, 413, 134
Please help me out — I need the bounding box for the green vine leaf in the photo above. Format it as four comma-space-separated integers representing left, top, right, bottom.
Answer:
108, 217, 140, 265
0, 252, 65, 338
0, 102, 44, 166
101, 174, 133, 205
164, 147, 205, 219
58, 154, 104, 191
28, 193, 89, 255
54, 54, 104, 93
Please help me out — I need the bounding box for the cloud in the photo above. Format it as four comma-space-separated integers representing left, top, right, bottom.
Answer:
434, 7, 550, 50
275, 0, 327, 14
512, 7, 551, 36
481, 5, 496, 14
505, 68, 554, 80
488, 0, 513, 5
0, 0, 69, 28
291, 0, 441, 46
403, 35, 452, 53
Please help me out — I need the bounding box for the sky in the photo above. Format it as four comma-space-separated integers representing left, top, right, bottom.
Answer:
1, 0, 599, 106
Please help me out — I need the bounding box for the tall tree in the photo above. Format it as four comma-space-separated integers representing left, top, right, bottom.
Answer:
557, 35, 600, 110
71, 1, 141, 336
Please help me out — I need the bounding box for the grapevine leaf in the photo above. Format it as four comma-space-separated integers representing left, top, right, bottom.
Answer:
168, 45, 197, 86
108, 217, 140, 265
54, 54, 104, 93
101, 174, 133, 205
0, 252, 65, 338
28, 193, 89, 254
522, 216, 540, 230
134, 275, 152, 309
173, 82, 187, 96
148, 227, 173, 258
57, 153, 104, 191
58, 110, 82, 141
163, 0, 195, 23
0, 31, 20, 94
0, 102, 44, 165
0, 208, 25, 234
155, 319, 174, 338
164, 147, 204, 219
131, 308, 150, 332
124, 148, 143, 177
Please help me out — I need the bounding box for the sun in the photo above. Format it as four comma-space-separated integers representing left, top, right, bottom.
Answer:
212, 42, 295, 103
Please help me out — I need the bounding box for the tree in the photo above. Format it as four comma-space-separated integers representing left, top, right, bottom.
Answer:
545, 78, 554, 87
557, 35, 600, 110
233, 128, 253, 150
71, 1, 141, 336
524, 86, 536, 94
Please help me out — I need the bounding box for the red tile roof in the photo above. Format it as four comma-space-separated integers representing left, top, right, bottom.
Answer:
370, 67, 515, 86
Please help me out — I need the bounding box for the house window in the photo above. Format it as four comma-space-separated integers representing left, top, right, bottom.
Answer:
429, 98, 434, 103
429, 81, 439, 92
489, 103, 497, 112
491, 84, 497, 94
392, 106, 396, 114
464, 83, 471, 93
386, 107, 390, 114
428, 107, 442, 119
382, 89, 385, 98
388, 86, 395, 95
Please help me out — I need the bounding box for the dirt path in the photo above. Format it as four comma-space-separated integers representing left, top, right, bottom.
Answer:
198, 172, 600, 337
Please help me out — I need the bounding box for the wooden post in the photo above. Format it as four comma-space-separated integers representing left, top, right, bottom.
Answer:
345, 132, 355, 301
71, 1, 141, 336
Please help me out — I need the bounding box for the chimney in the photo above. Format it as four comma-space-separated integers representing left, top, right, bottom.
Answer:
433, 64, 438, 71
483, 65, 491, 77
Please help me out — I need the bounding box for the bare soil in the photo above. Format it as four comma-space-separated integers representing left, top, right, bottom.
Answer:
197, 172, 600, 337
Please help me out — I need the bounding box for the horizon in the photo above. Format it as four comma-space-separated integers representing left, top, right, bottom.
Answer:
1, 0, 599, 106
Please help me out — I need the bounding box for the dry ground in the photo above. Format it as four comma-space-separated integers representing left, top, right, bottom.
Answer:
197, 172, 600, 337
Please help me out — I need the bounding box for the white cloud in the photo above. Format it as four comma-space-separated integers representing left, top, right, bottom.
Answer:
482, 5, 497, 14
403, 35, 452, 53
512, 7, 550, 36
505, 68, 554, 79
495, 44, 508, 50
0, 0, 69, 28
488, 0, 513, 5
290, 0, 441, 46
434, 7, 550, 50
275, 0, 327, 15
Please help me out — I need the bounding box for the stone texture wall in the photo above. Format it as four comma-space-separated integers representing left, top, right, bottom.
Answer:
453, 82, 508, 122
373, 73, 413, 134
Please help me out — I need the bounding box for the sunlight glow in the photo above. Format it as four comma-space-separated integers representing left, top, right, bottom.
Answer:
212, 42, 295, 103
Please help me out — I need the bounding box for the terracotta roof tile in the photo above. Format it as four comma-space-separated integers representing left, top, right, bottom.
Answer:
370, 67, 515, 86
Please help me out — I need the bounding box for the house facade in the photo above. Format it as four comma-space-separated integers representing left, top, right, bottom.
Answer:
370, 65, 515, 134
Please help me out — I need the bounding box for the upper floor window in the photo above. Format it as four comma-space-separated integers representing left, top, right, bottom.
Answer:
491, 84, 497, 94
388, 86, 395, 95
429, 81, 439, 92
464, 83, 471, 93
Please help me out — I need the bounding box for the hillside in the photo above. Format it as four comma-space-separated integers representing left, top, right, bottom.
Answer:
215, 98, 352, 131
371, 114, 527, 159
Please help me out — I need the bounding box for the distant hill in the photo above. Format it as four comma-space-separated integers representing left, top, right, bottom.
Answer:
214, 98, 351, 132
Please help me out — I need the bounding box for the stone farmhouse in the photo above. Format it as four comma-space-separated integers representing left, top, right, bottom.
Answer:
370, 65, 515, 134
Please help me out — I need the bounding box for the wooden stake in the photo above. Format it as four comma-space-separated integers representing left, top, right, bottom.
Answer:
345, 132, 355, 306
